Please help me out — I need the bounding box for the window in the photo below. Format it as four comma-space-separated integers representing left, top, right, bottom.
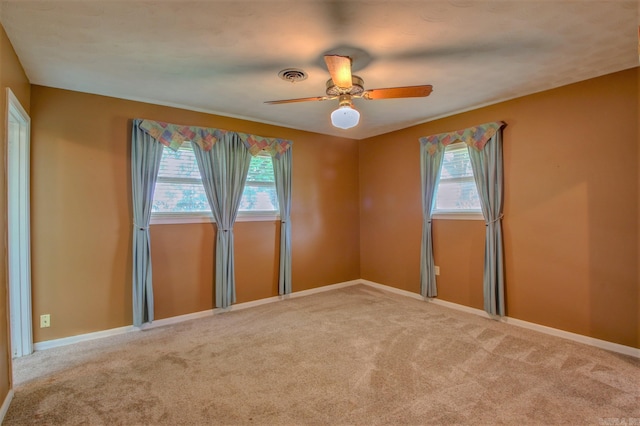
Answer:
241, 153, 278, 213
151, 142, 278, 224
432, 142, 483, 219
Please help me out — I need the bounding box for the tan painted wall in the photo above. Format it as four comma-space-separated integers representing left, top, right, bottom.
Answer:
30, 86, 360, 342
360, 67, 639, 348
0, 22, 31, 403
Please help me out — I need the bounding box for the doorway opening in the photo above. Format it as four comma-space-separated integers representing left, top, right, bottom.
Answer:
6, 88, 32, 358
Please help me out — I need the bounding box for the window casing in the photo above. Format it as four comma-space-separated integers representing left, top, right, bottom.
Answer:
432, 142, 483, 220
151, 142, 279, 224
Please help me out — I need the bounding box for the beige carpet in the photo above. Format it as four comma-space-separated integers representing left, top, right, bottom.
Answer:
5, 285, 640, 425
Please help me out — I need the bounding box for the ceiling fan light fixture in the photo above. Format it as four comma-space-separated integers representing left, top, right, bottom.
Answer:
331, 95, 360, 129
331, 105, 360, 129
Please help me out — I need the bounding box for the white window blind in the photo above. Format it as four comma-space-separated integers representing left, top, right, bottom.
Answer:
433, 142, 482, 215
153, 142, 209, 213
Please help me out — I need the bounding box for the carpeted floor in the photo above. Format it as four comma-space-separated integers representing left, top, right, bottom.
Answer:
5, 285, 640, 425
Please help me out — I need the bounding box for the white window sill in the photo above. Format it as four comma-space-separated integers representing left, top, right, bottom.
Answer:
151, 212, 280, 225
431, 211, 484, 221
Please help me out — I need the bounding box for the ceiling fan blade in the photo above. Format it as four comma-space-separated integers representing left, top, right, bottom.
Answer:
362, 85, 433, 100
324, 55, 353, 89
265, 95, 333, 105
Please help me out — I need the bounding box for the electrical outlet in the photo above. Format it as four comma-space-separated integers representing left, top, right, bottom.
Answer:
434, 266, 440, 276
40, 314, 51, 328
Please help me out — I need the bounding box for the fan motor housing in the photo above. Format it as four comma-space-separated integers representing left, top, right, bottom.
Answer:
326, 75, 364, 96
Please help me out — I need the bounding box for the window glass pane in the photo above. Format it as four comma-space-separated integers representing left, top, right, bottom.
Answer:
152, 145, 278, 216
240, 153, 277, 212
435, 179, 481, 211
435, 143, 481, 212
153, 182, 210, 213
440, 145, 474, 179
247, 154, 275, 183
240, 185, 278, 211
157, 142, 201, 179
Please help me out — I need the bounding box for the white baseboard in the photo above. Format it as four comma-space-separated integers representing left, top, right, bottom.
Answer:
32, 278, 640, 359
359, 279, 640, 359
0, 389, 13, 423
359, 279, 425, 302
140, 310, 215, 330
284, 280, 362, 299
502, 316, 640, 359
33, 279, 362, 351
34, 325, 138, 351
141, 280, 362, 330
427, 297, 492, 317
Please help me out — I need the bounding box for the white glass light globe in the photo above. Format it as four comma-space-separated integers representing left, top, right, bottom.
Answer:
331, 105, 360, 129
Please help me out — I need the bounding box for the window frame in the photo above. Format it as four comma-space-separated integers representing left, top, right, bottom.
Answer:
150, 144, 280, 225
432, 142, 484, 221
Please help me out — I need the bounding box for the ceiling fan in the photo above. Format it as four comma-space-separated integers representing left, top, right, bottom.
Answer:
265, 55, 433, 129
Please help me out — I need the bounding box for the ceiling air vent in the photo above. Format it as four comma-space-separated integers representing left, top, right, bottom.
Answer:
278, 68, 308, 83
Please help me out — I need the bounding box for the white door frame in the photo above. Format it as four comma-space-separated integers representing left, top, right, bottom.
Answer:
6, 88, 32, 358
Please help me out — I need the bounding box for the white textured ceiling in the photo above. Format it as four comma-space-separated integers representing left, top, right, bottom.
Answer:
0, 0, 638, 139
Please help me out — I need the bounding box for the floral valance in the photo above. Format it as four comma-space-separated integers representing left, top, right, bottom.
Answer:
419, 121, 506, 155
138, 119, 293, 158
